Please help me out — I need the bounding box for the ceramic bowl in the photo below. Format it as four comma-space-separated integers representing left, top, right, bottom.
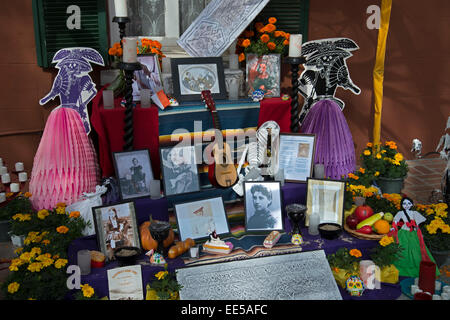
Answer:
318, 223, 342, 240
113, 246, 142, 266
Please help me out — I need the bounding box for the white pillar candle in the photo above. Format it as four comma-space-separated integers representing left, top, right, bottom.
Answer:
122, 37, 138, 63
289, 34, 303, 57
18, 172, 28, 182
77, 250, 91, 276
15, 162, 24, 172
10, 183, 19, 193
114, 0, 128, 17
1, 173, 10, 184
162, 57, 171, 74
0, 193, 5, 203
228, 54, 239, 70
0, 166, 7, 175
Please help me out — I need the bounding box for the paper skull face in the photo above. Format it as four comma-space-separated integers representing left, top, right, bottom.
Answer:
345, 275, 365, 296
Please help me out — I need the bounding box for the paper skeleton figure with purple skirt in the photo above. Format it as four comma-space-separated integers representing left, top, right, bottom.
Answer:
297, 38, 361, 124
39, 47, 105, 134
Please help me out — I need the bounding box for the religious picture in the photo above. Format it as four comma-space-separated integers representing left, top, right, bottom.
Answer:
113, 149, 154, 200
160, 145, 200, 196
278, 133, 316, 182
132, 54, 163, 101
92, 202, 141, 261
244, 181, 284, 233
174, 197, 230, 241
246, 54, 281, 98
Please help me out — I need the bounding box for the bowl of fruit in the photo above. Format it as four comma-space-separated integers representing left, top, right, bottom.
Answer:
344, 204, 393, 240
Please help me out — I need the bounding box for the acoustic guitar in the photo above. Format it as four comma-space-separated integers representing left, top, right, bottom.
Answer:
201, 90, 238, 188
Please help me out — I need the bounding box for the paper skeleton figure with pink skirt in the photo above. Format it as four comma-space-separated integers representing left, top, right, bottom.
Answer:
39, 47, 104, 135
29, 47, 104, 210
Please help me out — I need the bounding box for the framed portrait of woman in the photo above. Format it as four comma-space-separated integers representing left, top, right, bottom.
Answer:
246, 54, 281, 98
160, 145, 201, 197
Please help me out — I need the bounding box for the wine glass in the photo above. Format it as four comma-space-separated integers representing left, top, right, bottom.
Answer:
149, 220, 171, 257
286, 203, 306, 235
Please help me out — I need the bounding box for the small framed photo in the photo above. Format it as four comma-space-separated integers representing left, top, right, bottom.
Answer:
174, 196, 230, 242
132, 54, 163, 101
92, 201, 141, 261
244, 181, 284, 233
170, 57, 227, 102
278, 133, 316, 183
305, 178, 346, 227
246, 53, 281, 98
113, 149, 154, 201
160, 145, 201, 196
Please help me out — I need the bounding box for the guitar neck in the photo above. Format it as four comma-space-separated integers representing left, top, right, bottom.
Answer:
210, 109, 222, 133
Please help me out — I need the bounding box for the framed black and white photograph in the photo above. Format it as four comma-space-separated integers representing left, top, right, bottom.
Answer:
113, 149, 154, 200
278, 133, 316, 183
171, 57, 227, 102
92, 201, 141, 262
160, 145, 201, 196
132, 54, 163, 101
174, 196, 230, 242
244, 181, 284, 233
305, 178, 346, 227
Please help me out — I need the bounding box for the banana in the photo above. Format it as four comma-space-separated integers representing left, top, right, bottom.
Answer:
356, 212, 384, 230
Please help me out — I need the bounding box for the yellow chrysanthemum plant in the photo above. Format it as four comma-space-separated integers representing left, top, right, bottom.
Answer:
146, 264, 183, 300
416, 203, 450, 252
1, 202, 89, 300
74, 283, 98, 300
326, 247, 363, 288
236, 17, 290, 62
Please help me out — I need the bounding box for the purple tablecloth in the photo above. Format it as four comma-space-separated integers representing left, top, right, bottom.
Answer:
67, 182, 401, 300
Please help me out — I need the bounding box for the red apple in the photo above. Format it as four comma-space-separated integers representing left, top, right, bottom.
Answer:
356, 225, 373, 234
346, 214, 359, 229
354, 205, 374, 222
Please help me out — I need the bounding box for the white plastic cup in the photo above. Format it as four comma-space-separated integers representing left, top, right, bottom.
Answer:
308, 212, 320, 236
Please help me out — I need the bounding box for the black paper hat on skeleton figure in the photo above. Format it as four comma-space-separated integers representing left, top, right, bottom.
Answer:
298, 38, 361, 180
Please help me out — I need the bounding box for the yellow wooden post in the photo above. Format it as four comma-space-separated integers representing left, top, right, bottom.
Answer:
372, 0, 392, 146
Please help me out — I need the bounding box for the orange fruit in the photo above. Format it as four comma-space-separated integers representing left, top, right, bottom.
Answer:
373, 219, 390, 234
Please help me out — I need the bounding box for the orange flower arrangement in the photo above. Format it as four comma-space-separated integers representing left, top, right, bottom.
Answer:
235, 16, 290, 61
56, 226, 69, 234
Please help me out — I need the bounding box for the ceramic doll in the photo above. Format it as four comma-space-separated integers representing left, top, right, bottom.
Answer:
390, 197, 439, 277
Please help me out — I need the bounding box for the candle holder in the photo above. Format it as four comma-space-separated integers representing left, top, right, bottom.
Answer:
112, 16, 131, 43
286, 56, 306, 133
286, 203, 306, 235
149, 220, 171, 257
119, 61, 142, 151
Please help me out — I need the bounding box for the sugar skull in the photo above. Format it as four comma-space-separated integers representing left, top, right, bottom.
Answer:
291, 233, 304, 245
345, 275, 365, 296
252, 89, 265, 102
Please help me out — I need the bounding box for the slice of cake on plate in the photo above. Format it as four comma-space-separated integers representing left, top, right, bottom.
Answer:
202, 231, 233, 255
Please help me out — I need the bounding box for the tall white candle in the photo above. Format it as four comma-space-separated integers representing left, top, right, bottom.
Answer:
289, 34, 303, 57
114, 0, 128, 17
122, 37, 138, 63
18, 172, 28, 182
0, 166, 7, 175
10, 183, 19, 193
1, 173, 10, 184
15, 162, 24, 172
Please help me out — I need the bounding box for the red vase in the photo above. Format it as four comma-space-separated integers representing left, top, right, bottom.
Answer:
418, 260, 436, 294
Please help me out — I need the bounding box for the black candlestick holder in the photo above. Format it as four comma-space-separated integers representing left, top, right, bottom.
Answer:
149, 220, 171, 257
112, 16, 131, 43
286, 57, 306, 133
119, 62, 142, 151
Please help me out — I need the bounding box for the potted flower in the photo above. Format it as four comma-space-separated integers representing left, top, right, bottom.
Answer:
73, 283, 98, 300
416, 202, 450, 267
0, 192, 34, 243
146, 265, 182, 300
236, 17, 290, 97
369, 235, 403, 284
326, 247, 363, 288
360, 141, 408, 194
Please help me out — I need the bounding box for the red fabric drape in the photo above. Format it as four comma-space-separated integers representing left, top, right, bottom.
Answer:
258, 97, 293, 133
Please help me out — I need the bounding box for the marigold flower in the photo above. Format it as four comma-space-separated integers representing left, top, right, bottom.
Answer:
69, 211, 80, 218
283, 39, 289, 46
56, 226, 69, 234
366, 142, 373, 148
238, 53, 245, 62
24, 192, 32, 198
358, 167, 365, 174
37, 209, 49, 220
379, 236, 394, 247
264, 23, 276, 33
155, 271, 168, 280
56, 202, 66, 208
255, 22, 264, 33
374, 171, 380, 176
6, 192, 13, 198
376, 153, 382, 159
260, 34, 270, 43
242, 39, 251, 48
56, 206, 66, 215
267, 42, 276, 50
349, 249, 362, 258
363, 150, 371, 156
268, 17, 277, 24
81, 284, 95, 298
284, 32, 290, 39
274, 30, 283, 38
28, 262, 43, 273
108, 47, 117, 56
8, 282, 20, 294
55, 258, 68, 269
